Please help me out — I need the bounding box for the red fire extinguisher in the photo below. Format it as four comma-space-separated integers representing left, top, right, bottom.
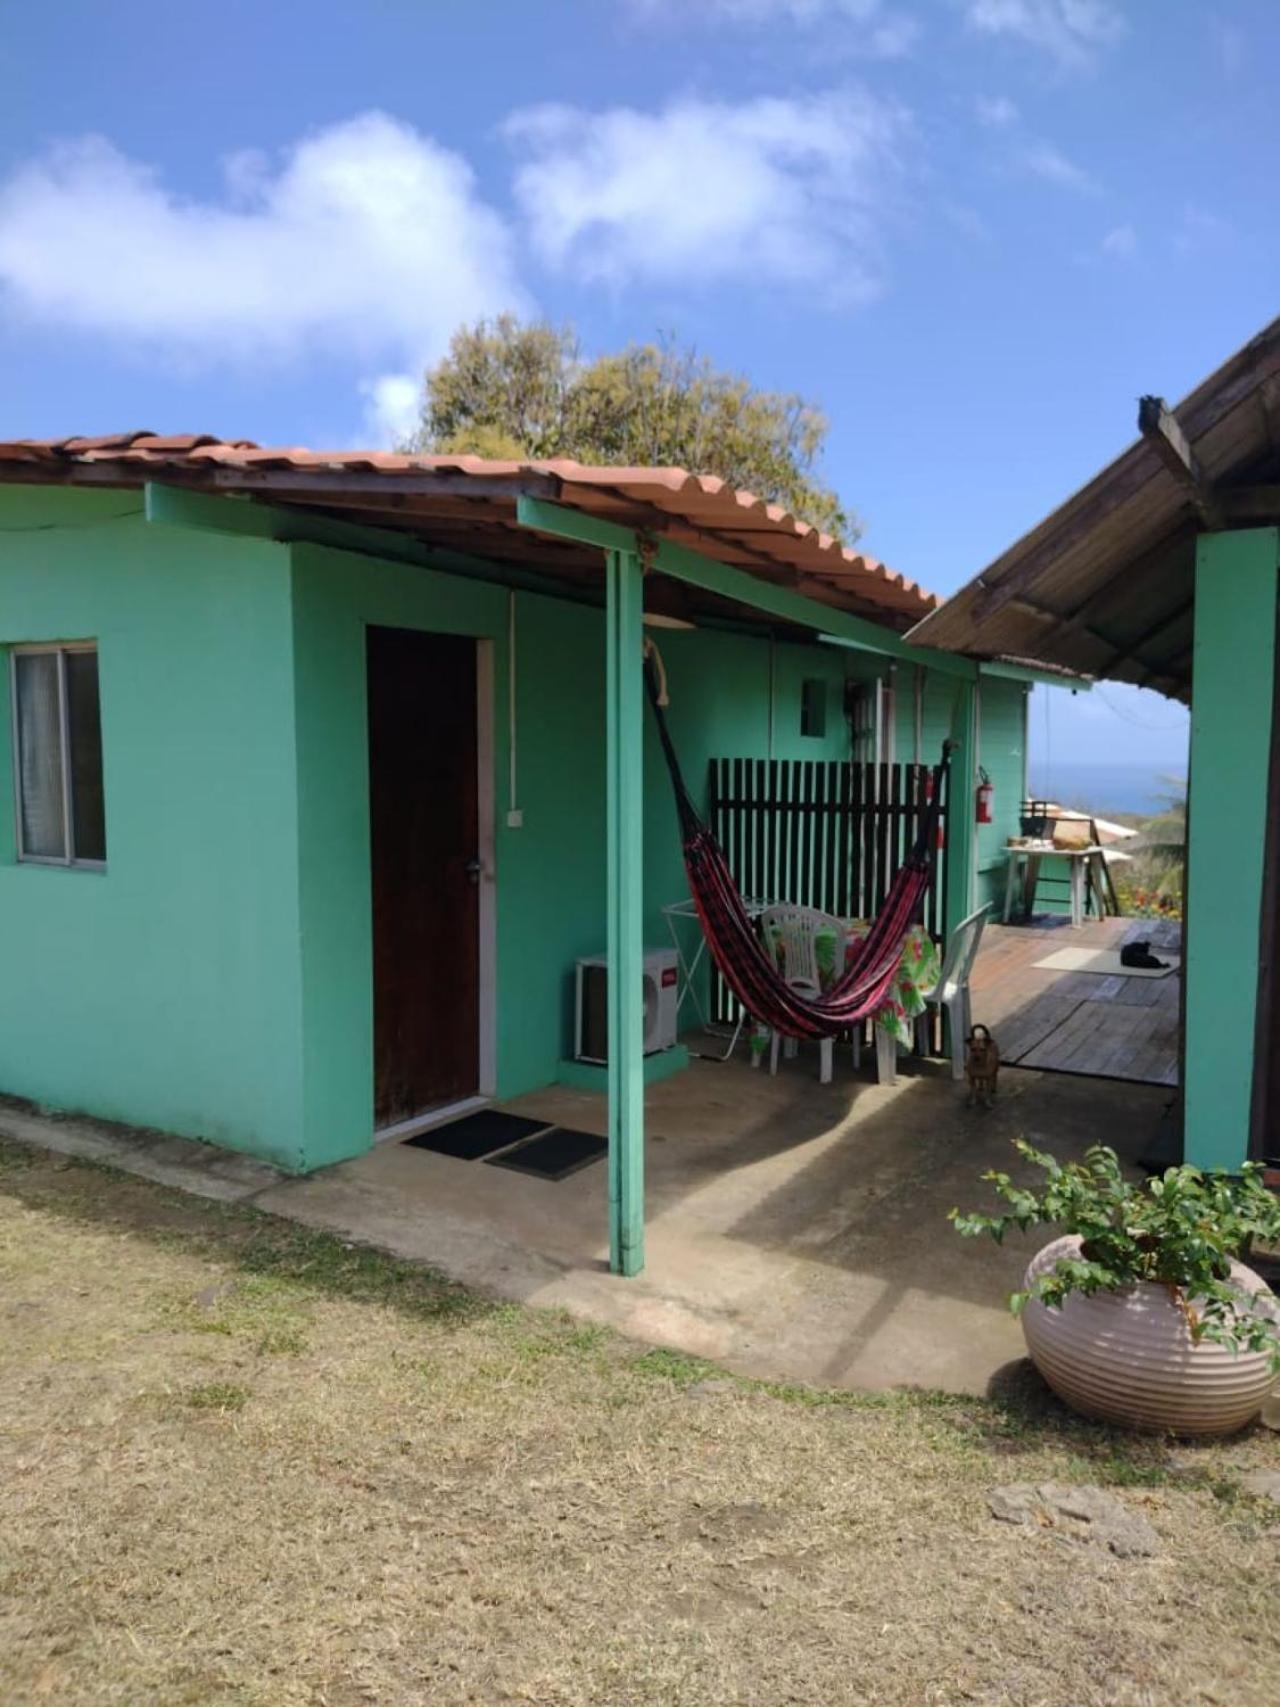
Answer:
976, 767, 994, 825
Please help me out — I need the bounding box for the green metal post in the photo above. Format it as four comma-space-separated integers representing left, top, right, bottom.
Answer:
605, 546, 646, 1275
1184, 528, 1279, 1172
944, 677, 978, 942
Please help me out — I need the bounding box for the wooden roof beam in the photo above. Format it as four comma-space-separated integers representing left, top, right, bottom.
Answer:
1005, 526, 1187, 653
1136, 643, 1194, 693
197, 466, 563, 502
1218, 483, 1280, 524
1138, 395, 1222, 527
1091, 592, 1196, 677
1003, 594, 1120, 658
1004, 575, 1192, 680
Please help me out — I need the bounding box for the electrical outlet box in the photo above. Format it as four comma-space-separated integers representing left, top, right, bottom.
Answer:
506, 809, 524, 829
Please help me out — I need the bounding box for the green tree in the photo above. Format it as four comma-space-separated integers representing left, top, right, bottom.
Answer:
407, 316, 856, 541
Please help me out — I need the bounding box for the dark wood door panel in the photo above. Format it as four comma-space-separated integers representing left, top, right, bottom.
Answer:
367, 626, 480, 1127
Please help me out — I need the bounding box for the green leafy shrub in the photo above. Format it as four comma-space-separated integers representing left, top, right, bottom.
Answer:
952, 1141, 1280, 1367
1113, 876, 1183, 920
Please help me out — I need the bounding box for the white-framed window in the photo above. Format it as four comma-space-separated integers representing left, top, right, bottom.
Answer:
10, 643, 107, 868
846, 675, 895, 766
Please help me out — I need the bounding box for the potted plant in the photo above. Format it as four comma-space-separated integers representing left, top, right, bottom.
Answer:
953, 1141, 1280, 1435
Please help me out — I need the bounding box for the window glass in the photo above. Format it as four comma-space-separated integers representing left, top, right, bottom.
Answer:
800, 677, 827, 739
14, 651, 67, 859
66, 650, 106, 862
11, 646, 105, 865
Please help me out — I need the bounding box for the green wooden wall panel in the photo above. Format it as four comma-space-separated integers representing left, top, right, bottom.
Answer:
0, 487, 307, 1167
1184, 528, 1279, 1172
1, 486, 1047, 1176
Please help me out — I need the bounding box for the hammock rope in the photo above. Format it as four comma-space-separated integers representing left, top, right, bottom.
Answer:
645, 648, 954, 1039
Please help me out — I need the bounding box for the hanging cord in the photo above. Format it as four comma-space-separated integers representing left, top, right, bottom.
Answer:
639, 533, 671, 707
643, 634, 670, 707
644, 642, 703, 839
637, 534, 671, 707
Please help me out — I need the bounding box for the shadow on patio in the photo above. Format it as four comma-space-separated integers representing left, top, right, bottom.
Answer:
258, 1036, 1173, 1397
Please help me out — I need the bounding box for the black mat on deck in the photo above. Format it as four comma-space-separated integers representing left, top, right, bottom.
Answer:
403, 1110, 553, 1161
485, 1127, 607, 1182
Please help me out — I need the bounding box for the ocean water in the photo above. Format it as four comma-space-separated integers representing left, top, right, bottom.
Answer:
1026, 761, 1185, 818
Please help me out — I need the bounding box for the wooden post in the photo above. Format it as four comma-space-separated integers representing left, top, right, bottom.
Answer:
605, 546, 646, 1275
1183, 528, 1280, 1172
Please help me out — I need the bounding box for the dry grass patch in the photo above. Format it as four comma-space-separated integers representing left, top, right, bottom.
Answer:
1, 1138, 1278, 1706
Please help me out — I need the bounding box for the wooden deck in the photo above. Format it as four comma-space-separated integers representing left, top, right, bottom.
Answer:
969, 915, 1182, 1088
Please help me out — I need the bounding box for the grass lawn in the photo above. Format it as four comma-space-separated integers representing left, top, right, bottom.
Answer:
2, 1137, 1278, 1706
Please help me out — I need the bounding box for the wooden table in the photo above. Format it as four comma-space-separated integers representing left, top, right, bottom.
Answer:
1002, 843, 1108, 929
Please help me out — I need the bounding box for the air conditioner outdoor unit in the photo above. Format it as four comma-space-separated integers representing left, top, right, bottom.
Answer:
574, 949, 680, 1064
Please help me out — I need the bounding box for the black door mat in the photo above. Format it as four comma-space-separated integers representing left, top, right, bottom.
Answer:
486, 1127, 607, 1182
403, 1110, 553, 1161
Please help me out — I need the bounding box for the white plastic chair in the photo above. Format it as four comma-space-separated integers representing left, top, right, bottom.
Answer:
760, 905, 858, 1085
921, 903, 992, 1081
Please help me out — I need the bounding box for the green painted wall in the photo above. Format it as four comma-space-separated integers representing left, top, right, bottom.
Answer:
817, 657, 1026, 920
288, 540, 617, 1165
289, 541, 862, 1167
976, 675, 1030, 915
1183, 528, 1279, 1172
290, 547, 1021, 1170
1, 488, 1031, 1174
643, 626, 859, 940
0, 487, 308, 1167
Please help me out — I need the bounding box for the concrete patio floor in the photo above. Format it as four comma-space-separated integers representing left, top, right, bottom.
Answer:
252, 1045, 1171, 1397
0, 1045, 1173, 1398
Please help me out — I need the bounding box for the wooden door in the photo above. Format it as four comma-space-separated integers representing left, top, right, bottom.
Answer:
367, 626, 480, 1127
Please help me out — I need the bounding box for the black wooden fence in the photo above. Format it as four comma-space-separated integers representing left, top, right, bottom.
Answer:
706, 757, 950, 1025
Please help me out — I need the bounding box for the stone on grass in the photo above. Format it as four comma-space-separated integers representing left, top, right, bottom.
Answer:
1240, 1469, 1280, 1504
1102, 1514, 1160, 1558
1038, 1482, 1123, 1526
988, 1482, 1159, 1556
987, 1484, 1042, 1525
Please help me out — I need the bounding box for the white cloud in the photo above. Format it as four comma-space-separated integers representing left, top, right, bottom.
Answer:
975, 94, 1020, 126
506, 92, 907, 300
1100, 223, 1136, 259
628, 0, 920, 57
964, 0, 1124, 67
360, 374, 424, 445
1173, 204, 1233, 258
676, 0, 880, 16
1214, 21, 1245, 76
865, 14, 922, 56
0, 112, 527, 442
1022, 141, 1096, 191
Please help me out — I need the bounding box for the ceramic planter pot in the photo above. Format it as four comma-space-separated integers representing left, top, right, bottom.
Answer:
1022, 1234, 1280, 1436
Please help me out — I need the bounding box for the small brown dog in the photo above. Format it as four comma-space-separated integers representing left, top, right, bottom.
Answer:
965, 1024, 1000, 1108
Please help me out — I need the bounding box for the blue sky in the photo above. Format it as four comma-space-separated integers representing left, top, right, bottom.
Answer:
4, 1, 1269, 777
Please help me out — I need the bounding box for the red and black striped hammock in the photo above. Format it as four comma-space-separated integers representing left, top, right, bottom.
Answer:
646, 655, 953, 1039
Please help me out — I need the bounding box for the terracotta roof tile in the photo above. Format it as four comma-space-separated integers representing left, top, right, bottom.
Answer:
0, 432, 939, 620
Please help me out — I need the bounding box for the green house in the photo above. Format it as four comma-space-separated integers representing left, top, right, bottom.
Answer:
909, 314, 1280, 1180
0, 436, 1062, 1271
